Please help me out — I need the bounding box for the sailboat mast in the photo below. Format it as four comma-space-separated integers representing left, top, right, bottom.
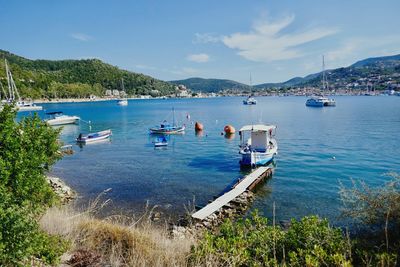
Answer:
249, 73, 252, 95
321, 55, 328, 91
172, 107, 175, 126
5, 60, 13, 100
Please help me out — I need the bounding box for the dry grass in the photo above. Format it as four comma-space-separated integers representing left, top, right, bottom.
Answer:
39, 198, 194, 267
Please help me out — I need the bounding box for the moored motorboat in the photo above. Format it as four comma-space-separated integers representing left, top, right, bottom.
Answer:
149, 108, 185, 134
45, 111, 80, 126
305, 96, 336, 107
239, 124, 278, 167
243, 96, 257, 105
76, 129, 112, 144
149, 123, 185, 134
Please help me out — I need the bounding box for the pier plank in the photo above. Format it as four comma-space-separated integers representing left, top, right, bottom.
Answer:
192, 167, 270, 220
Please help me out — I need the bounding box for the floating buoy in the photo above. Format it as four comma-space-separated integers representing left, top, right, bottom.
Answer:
224, 125, 235, 134
195, 122, 204, 131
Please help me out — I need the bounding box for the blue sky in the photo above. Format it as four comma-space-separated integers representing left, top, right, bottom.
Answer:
1, 0, 399, 84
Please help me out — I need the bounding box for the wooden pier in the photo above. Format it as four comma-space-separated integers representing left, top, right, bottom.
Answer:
192, 166, 272, 221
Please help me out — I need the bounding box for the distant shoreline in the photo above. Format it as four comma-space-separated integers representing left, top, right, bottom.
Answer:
33, 97, 160, 104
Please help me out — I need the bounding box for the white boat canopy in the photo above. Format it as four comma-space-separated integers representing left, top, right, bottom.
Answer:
239, 124, 276, 132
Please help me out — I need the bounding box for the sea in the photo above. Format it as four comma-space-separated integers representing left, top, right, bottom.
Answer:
19, 96, 400, 225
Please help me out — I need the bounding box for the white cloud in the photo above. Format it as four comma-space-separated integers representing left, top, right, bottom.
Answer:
186, 53, 210, 63
193, 33, 221, 44
70, 33, 93, 42
325, 35, 400, 68
222, 15, 338, 62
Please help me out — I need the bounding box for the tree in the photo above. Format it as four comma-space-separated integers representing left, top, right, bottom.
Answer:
0, 104, 67, 265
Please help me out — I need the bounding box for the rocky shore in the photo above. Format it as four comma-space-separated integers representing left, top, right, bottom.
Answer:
47, 176, 76, 203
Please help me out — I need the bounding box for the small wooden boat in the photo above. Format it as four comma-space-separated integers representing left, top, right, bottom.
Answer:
76, 129, 112, 144
239, 124, 278, 167
149, 108, 185, 134
153, 136, 168, 147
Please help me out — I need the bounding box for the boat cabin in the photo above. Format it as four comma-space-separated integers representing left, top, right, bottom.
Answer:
239, 124, 276, 152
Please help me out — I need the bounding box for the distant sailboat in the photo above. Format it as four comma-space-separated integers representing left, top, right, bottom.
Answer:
306, 56, 336, 107
243, 74, 257, 105
2, 59, 43, 111
117, 78, 128, 106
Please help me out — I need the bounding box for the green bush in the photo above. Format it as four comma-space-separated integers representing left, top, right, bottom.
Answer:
190, 211, 351, 266
0, 104, 68, 265
0, 104, 61, 209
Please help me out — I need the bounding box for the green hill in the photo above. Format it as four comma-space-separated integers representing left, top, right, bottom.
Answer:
170, 77, 250, 92
255, 54, 400, 90
0, 50, 176, 99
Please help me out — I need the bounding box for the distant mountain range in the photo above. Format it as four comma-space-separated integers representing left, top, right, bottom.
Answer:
173, 54, 400, 92
0, 49, 175, 99
1, 49, 399, 99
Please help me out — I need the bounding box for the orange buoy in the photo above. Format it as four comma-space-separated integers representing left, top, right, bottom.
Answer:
224, 125, 235, 134
195, 122, 204, 131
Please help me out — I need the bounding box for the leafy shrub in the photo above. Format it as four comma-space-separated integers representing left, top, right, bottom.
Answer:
0, 104, 61, 209
0, 104, 68, 265
190, 211, 351, 266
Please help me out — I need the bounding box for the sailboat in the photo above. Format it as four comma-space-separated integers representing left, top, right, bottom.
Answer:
149, 108, 185, 134
243, 74, 257, 105
2, 59, 43, 111
117, 78, 128, 106
306, 56, 336, 107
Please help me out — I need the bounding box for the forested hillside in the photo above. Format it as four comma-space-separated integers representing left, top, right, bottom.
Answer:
0, 50, 176, 99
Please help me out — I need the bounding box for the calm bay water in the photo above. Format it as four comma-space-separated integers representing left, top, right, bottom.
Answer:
27, 96, 400, 223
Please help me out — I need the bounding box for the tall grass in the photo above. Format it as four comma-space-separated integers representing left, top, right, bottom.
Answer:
39, 197, 193, 266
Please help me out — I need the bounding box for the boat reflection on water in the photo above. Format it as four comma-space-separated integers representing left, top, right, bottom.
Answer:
53, 124, 81, 136
195, 130, 204, 137
77, 138, 112, 149
224, 133, 235, 140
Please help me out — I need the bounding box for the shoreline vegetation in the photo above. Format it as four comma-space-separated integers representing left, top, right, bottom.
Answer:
1, 101, 400, 266
1, 49, 399, 104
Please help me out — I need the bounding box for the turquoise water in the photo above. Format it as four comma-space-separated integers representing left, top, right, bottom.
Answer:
26, 96, 400, 223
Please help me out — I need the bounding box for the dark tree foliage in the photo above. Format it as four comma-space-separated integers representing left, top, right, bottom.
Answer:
0, 49, 176, 99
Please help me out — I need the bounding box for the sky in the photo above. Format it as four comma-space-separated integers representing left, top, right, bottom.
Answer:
1, 0, 400, 84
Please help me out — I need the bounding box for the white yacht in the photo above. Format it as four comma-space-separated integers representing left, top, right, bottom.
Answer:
239, 124, 278, 167
306, 56, 336, 107
243, 74, 257, 105
3, 59, 43, 111
45, 111, 80, 126
306, 96, 336, 107
117, 78, 128, 106
243, 96, 257, 105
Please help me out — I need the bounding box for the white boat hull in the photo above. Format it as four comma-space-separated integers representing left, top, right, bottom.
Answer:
149, 125, 185, 134
240, 145, 277, 166
76, 130, 112, 144
17, 105, 43, 111
46, 116, 80, 126
117, 99, 128, 106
